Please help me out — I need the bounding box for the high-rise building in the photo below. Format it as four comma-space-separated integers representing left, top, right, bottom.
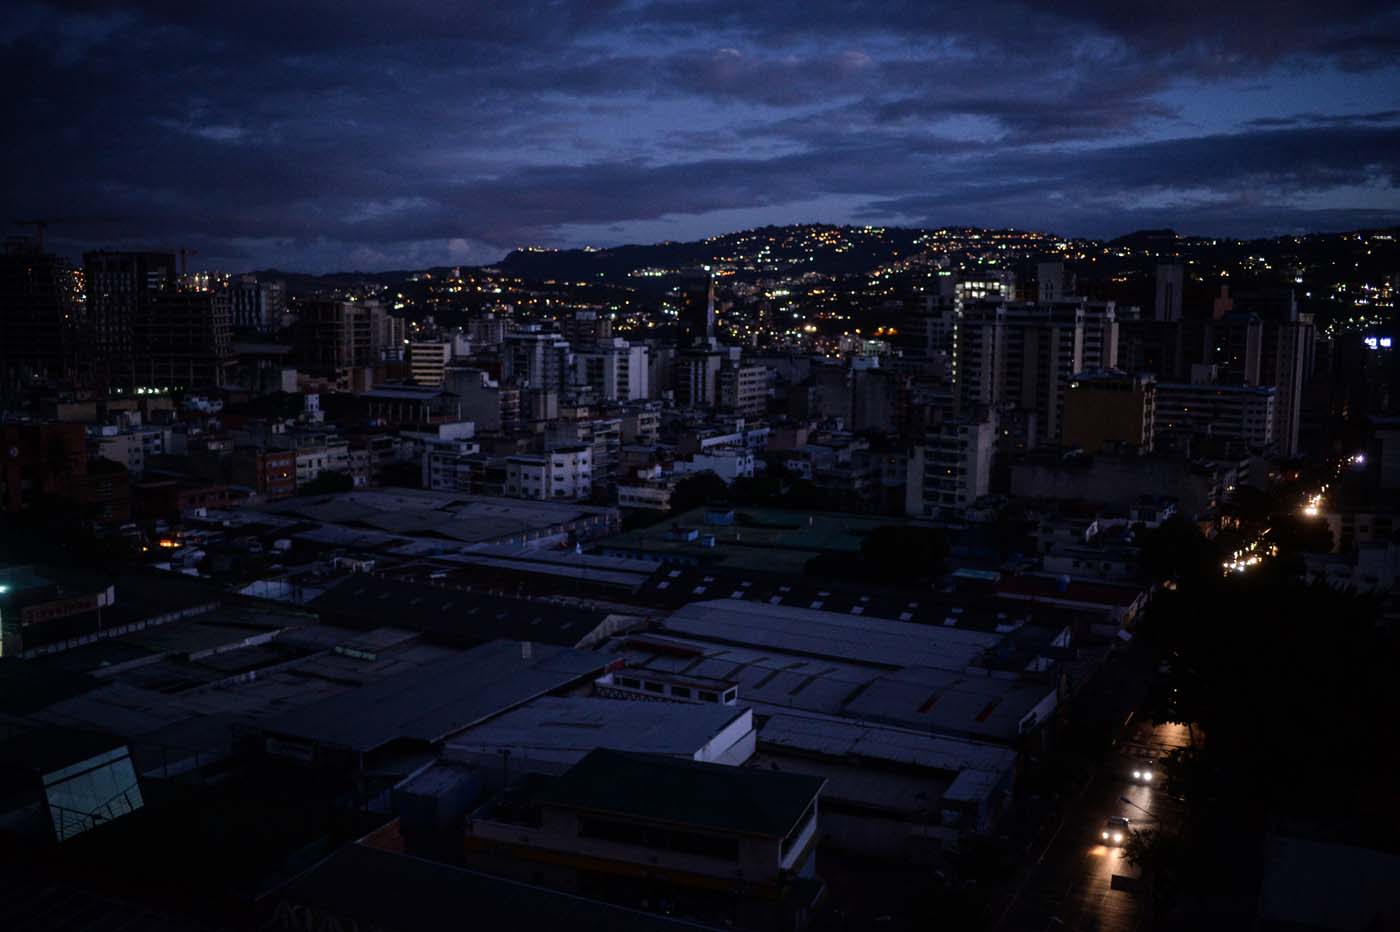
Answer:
674, 349, 724, 408
676, 270, 715, 349
1062, 370, 1156, 454
223, 274, 285, 332
572, 339, 649, 402
132, 289, 233, 389
1037, 261, 1066, 302
503, 328, 571, 391
0, 241, 82, 388
562, 309, 612, 347
1000, 301, 1088, 444
84, 251, 178, 389
1154, 262, 1184, 322
717, 362, 768, 417
1155, 371, 1277, 450
409, 340, 453, 387
293, 299, 394, 374
953, 302, 1005, 414
905, 416, 998, 516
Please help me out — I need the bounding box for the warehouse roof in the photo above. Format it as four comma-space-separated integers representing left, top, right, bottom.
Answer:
262, 641, 605, 753
659, 598, 1000, 671
757, 713, 1017, 776
308, 575, 615, 648
446, 696, 749, 765
275, 843, 712, 932
537, 749, 823, 839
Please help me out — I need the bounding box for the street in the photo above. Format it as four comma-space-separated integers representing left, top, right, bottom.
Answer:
994, 720, 1194, 932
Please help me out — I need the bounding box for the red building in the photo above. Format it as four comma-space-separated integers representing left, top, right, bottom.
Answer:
0, 422, 87, 514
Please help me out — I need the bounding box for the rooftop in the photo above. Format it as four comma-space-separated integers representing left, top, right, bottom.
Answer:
308, 575, 619, 648
536, 748, 823, 839
262, 640, 605, 754
659, 598, 1001, 671
274, 843, 711, 932
446, 696, 749, 765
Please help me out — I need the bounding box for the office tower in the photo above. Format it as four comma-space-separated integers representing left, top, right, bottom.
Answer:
0, 240, 82, 387
676, 269, 715, 349
468, 311, 507, 350
1260, 315, 1313, 458
84, 251, 178, 389
955, 268, 1016, 305
1154, 262, 1184, 322
293, 299, 394, 374
1037, 261, 1066, 302
562, 309, 612, 347
132, 289, 233, 389
674, 349, 723, 407
953, 301, 1005, 414
572, 339, 649, 402
409, 340, 453, 386
1001, 302, 1086, 444
1156, 369, 1277, 449
502, 328, 571, 391
1063, 370, 1156, 454
224, 274, 285, 332
718, 362, 768, 417
1079, 300, 1119, 372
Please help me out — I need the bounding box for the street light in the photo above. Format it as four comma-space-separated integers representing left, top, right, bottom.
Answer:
1119, 796, 1158, 822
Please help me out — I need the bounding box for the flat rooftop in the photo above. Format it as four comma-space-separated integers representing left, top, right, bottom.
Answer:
597, 506, 899, 575
276, 843, 712, 932
446, 696, 749, 765
536, 748, 823, 840
262, 640, 606, 754
308, 575, 619, 648
610, 633, 1057, 743
659, 598, 1001, 671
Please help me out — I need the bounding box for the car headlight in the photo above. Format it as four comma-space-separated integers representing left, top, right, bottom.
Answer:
1101, 831, 1109, 840
1142, 772, 1152, 781
1113, 833, 1123, 843
1132, 771, 1141, 779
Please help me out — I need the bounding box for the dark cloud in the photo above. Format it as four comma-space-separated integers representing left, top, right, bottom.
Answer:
3, 0, 1399, 270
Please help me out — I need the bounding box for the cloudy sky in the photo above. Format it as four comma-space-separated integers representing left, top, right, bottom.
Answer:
5, 1, 1400, 271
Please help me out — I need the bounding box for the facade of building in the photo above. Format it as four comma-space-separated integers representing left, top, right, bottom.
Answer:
717, 362, 767, 417
505, 445, 593, 501
0, 242, 83, 387
84, 250, 178, 389
1062, 370, 1156, 454
503, 329, 571, 392
1155, 379, 1277, 449
409, 340, 454, 387
906, 417, 997, 515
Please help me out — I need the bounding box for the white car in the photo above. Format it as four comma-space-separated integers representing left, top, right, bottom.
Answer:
1101, 815, 1131, 846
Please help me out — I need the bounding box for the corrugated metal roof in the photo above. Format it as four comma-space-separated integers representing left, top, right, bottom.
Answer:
262, 641, 605, 753
758, 713, 1016, 775
447, 696, 748, 764
661, 598, 1000, 671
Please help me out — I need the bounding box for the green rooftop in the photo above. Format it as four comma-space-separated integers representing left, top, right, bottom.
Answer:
598, 507, 903, 575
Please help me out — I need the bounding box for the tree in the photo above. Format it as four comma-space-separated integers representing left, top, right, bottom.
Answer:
861, 525, 950, 580
1138, 519, 1219, 585
1124, 827, 1186, 917
668, 472, 729, 514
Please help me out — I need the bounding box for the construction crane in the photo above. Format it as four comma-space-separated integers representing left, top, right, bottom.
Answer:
178, 246, 200, 278
13, 219, 51, 251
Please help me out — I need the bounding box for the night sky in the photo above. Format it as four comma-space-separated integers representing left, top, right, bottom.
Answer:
6, 1, 1400, 271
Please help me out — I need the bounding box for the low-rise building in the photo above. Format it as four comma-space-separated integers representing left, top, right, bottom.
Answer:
505, 444, 592, 502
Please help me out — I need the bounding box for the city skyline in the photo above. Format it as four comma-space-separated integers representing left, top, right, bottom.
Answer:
4, 1, 1399, 272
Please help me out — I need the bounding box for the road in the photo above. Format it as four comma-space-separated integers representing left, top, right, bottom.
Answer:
994, 720, 1194, 932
